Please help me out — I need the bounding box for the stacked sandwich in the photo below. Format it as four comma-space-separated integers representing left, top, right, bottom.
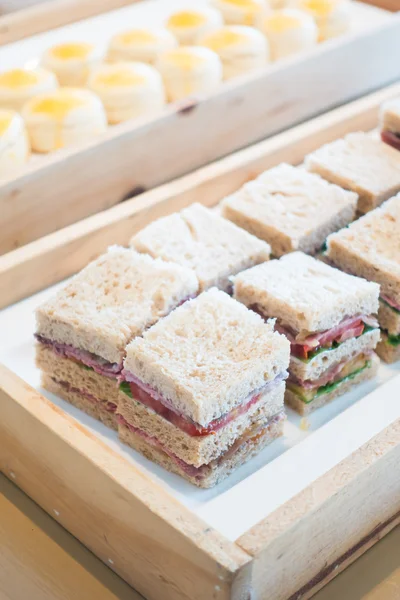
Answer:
234, 252, 381, 414
117, 289, 290, 487
35, 247, 199, 429
326, 194, 400, 364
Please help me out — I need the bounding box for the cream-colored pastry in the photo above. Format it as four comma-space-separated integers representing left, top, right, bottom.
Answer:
22, 87, 107, 153
107, 27, 178, 64
292, 0, 351, 40
211, 0, 267, 25
0, 67, 58, 112
166, 8, 223, 45
41, 42, 101, 86
0, 109, 30, 178
157, 46, 222, 102
200, 25, 269, 80
87, 62, 165, 124
258, 8, 318, 60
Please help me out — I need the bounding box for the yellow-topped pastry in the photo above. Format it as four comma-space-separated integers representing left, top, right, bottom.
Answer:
22, 87, 107, 153
88, 62, 165, 124
211, 0, 267, 25
157, 46, 222, 102
41, 41, 101, 86
166, 7, 223, 45
0, 109, 30, 178
0, 67, 58, 112
258, 8, 318, 60
201, 25, 269, 80
293, 0, 351, 39
108, 27, 177, 65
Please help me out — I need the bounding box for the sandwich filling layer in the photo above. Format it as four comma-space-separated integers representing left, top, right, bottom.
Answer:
381, 130, 400, 152
118, 410, 285, 482
119, 370, 286, 437
286, 352, 373, 403
250, 305, 378, 361
35, 335, 122, 377
49, 377, 118, 413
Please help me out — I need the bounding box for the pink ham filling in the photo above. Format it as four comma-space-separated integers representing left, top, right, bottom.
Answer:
36, 335, 122, 378
120, 369, 287, 434
381, 130, 400, 152
381, 294, 400, 312
118, 411, 285, 480
53, 378, 117, 413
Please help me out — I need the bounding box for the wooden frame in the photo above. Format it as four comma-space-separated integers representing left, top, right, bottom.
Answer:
362, 0, 399, 10
0, 0, 141, 46
1, 81, 400, 310
1, 85, 400, 600
1, 7, 400, 255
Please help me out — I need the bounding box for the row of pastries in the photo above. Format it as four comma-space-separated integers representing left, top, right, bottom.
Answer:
0, 0, 352, 174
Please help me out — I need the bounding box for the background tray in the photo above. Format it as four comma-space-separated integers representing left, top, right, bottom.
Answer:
1, 87, 400, 600
1, 0, 400, 255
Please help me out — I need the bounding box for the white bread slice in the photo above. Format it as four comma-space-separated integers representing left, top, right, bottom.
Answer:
326, 195, 400, 306
378, 300, 400, 336
380, 98, 400, 134
123, 289, 290, 427
130, 203, 271, 292
119, 411, 285, 488
305, 133, 400, 214
221, 164, 357, 257
42, 374, 118, 430
233, 252, 380, 336
36, 343, 120, 405
376, 334, 400, 364
286, 352, 380, 415
36, 246, 199, 365
117, 381, 284, 467
290, 328, 380, 381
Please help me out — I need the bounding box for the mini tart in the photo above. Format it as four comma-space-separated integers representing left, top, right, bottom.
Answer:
41, 42, 101, 86
166, 7, 223, 45
87, 62, 165, 124
200, 25, 269, 80
0, 109, 30, 177
258, 8, 318, 60
22, 87, 107, 153
211, 0, 267, 25
107, 27, 178, 65
156, 46, 222, 102
0, 67, 58, 112
293, 0, 351, 40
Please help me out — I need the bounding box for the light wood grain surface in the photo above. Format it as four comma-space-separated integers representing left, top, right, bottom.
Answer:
1, 473, 399, 600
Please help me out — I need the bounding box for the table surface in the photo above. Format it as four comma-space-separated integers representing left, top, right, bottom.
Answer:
1, 473, 400, 600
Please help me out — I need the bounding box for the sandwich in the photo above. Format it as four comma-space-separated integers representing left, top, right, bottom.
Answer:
305, 132, 400, 214
326, 195, 400, 363
380, 98, 400, 151
130, 202, 271, 292
221, 163, 357, 256
35, 246, 199, 429
233, 252, 380, 415
117, 288, 290, 487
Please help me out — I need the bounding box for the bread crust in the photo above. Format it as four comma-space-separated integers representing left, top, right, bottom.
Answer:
42, 374, 118, 430
326, 195, 400, 305
117, 381, 285, 467
376, 334, 400, 364
221, 163, 357, 257
380, 99, 400, 134
305, 133, 400, 213
130, 203, 271, 292
124, 289, 290, 426
36, 246, 199, 364
378, 300, 400, 336
118, 413, 285, 488
233, 252, 380, 335
285, 352, 380, 415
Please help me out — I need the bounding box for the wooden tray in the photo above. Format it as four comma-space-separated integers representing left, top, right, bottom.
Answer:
1, 0, 400, 255
1, 86, 400, 600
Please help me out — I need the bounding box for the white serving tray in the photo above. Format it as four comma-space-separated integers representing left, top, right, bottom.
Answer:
1, 280, 398, 542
